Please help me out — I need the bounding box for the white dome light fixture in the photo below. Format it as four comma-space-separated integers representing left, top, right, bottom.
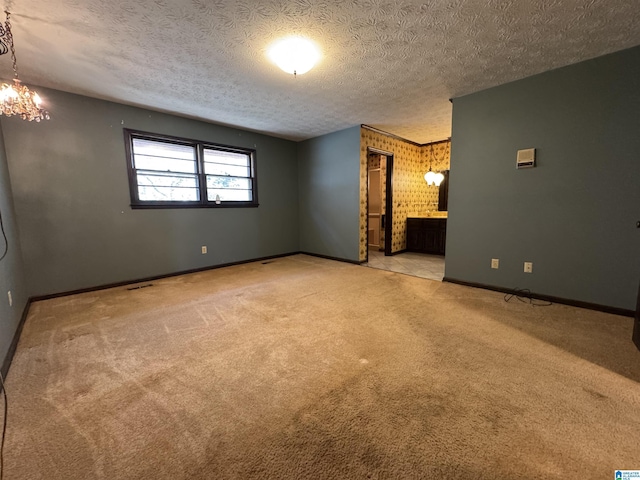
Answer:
268, 36, 320, 76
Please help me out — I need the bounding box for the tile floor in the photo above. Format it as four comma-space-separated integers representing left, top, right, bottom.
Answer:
364, 248, 445, 281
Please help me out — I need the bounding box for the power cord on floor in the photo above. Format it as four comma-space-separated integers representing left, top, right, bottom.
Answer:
504, 288, 552, 307
0, 207, 8, 480
0, 207, 7, 262
0, 371, 7, 480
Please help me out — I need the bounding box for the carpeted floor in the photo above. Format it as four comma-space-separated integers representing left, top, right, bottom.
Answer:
5, 254, 640, 479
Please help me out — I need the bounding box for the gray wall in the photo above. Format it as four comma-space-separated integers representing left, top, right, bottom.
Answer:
0, 122, 28, 368
2, 88, 299, 297
446, 46, 640, 310
298, 126, 361, 261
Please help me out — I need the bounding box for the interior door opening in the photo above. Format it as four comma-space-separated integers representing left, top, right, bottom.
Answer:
364, 145, 445, 282
367, 168, 382, 249
365, 148, 394, 261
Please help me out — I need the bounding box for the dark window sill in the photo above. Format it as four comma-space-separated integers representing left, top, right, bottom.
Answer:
130, 202, 259, 209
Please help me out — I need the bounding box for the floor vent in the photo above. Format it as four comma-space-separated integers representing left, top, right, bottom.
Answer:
127, 283, 154, 291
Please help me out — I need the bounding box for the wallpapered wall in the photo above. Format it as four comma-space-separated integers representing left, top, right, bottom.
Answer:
360, 128, 450, 262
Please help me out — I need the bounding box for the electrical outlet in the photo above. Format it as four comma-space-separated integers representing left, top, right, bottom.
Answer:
491, 258, 499, 269
7, 291, 12, 307
201, 246, 207, 254
524, 262, 533, 273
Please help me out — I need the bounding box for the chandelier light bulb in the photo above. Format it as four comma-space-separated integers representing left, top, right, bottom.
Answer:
0, 84, 17, 100
434, 172, 445, 187
425, 170, 436, 186
268, 36, 320, 76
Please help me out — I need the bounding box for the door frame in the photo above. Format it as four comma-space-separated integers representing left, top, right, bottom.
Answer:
367, 167, 381, 248
366, 147, 394, 258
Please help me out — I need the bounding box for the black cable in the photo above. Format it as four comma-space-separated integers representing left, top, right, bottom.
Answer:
0, 207, 7, 262
0, 371, 7, 480
0, 209, 9, 479
504, 287, 552, 307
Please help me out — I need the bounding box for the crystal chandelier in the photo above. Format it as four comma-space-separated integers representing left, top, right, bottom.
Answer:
0, 11, 49, 122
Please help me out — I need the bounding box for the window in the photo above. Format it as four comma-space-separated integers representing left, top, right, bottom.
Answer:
124, 129, 258, 208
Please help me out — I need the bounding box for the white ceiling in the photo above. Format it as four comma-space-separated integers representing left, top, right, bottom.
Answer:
2, 0, 639, 143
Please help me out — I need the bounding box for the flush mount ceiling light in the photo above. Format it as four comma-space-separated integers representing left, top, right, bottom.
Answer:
267, 36, 320, 76
0, 11, 49, 122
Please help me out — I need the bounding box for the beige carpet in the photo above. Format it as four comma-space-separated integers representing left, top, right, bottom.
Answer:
5, 254, 640, 479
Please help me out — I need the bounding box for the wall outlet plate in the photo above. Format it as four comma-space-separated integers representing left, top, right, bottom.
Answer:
201, 246, 207, 254
491, 258, 499, 269
524, 262, 533, 273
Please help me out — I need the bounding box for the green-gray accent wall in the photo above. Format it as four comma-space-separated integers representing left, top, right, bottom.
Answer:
2, 88, 299, 297
446, 46, 640, 310
0, 121, 28, 369
298, 126, 361, 262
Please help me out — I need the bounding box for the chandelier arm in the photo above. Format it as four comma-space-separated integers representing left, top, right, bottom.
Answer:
3, 12, 17, 79
430, 144, 435, 169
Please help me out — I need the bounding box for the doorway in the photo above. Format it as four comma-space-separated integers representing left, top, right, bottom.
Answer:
364, 142, 447, 282
366, 147, 394, 261
367, 168, 382, 249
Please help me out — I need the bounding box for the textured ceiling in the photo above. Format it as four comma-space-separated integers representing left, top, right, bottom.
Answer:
2, 0, 639, 143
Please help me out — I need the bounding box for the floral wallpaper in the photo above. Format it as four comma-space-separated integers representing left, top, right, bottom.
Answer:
360, 128, 451, 262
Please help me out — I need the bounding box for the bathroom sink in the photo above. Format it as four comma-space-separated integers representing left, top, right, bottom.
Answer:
407, 212, 448, 219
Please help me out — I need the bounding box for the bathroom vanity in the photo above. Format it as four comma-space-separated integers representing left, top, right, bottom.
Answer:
406, 217, 447, 255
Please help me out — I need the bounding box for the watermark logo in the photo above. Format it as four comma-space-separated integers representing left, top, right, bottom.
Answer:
616, 471, 640, 480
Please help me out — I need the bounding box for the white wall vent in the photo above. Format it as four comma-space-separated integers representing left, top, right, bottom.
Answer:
516, 148, 536, 169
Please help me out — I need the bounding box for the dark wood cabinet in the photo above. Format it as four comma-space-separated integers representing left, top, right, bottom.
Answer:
438, 170, 449, 212
406, 218, 447, 255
